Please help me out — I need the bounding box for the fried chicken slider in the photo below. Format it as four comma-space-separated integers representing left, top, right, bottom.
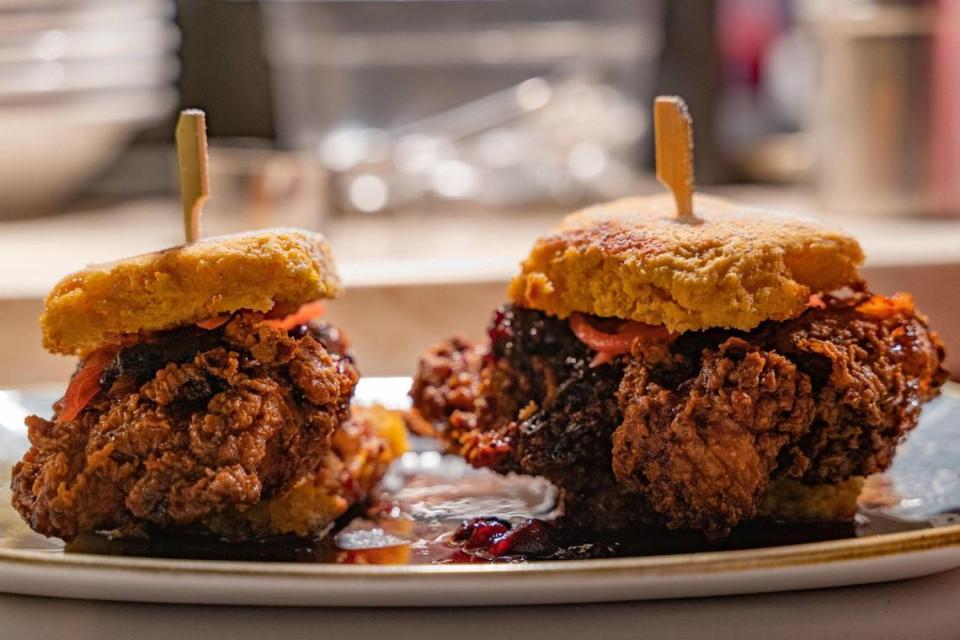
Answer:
412, 194, 947, 537
12, 229, 406, 542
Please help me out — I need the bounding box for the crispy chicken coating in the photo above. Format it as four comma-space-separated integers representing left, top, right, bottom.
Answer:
612, 294, 945, 535
11, 314, 358, 541
613, 338, 816, 534
761, 294, 947, 482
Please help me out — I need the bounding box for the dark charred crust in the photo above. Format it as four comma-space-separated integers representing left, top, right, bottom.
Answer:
411, 306, 658, 530
489, 306, 623, 490
543, 223, 669, 257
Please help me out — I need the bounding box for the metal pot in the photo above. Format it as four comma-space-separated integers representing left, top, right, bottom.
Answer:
803, 0, 959, 216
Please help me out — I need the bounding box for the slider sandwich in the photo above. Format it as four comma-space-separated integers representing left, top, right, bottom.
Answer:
412, 194, 947, 537
12, 230, 405, 541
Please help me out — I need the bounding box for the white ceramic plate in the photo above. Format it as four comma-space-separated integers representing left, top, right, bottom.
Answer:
0, 378, 958, 607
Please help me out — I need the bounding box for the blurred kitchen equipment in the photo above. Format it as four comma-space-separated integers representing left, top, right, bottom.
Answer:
260, 0, 662, 213
204, 142, 329, 235
77, 141, 328, 233
1, 89, 176, 220
801, 0, 960, 216
0, 0, 179, 218
320, 73, 647, 213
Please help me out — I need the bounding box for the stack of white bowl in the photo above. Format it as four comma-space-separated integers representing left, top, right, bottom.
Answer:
0, 0, 179, 217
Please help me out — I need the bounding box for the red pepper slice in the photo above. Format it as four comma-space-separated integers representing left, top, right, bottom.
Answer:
262, 300, 327, 332
58, 348, 116, 423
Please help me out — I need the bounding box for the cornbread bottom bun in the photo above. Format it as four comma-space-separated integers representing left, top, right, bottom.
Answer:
758, 477, 864, 523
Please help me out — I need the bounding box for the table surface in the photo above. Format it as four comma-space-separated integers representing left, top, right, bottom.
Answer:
1, 568, 959, 640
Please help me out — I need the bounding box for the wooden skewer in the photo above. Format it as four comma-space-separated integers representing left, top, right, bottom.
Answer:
654, 96, 695, 220
176, 109, 210, 243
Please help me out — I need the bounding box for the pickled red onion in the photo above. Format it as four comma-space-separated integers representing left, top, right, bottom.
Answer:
569, 313, 674, 367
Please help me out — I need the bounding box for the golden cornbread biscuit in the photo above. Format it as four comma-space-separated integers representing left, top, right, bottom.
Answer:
508, 193, 865, 332
758, 477, 864, 523
42, 228, 341, 356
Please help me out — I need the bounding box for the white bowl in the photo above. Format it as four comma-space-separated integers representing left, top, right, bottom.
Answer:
0, 0, 173, 34
0, 54, 178, 98
0, 19, 180, 64
0, 86, 176, 217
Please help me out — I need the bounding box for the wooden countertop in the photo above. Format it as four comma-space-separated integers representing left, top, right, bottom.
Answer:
1, 186, 959, 298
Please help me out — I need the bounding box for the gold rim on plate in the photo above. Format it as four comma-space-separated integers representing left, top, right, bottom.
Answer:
1, 523, 959, 579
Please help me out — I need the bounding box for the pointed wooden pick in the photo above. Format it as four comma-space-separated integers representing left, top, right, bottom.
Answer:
176, 109, 210, 243
654, 96, 695, 220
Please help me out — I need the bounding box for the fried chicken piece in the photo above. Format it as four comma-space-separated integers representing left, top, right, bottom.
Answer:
410, 336, 488, 432
612, 293, 945, 535
11, 314, 358, 541
613, 338, 816, 535
408, 334, 520, 472
762, 293, 947, 481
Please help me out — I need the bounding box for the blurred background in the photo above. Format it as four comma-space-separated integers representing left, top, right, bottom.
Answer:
0, 0, 958, 384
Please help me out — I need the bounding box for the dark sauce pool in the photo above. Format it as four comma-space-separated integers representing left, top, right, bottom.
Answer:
58, 452, 955, 566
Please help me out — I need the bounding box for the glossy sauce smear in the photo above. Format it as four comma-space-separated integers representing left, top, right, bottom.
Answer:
58, 451, 951, 565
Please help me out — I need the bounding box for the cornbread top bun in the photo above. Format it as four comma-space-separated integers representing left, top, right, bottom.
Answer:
508, 194, 864, 332
42, 228, 341, 356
